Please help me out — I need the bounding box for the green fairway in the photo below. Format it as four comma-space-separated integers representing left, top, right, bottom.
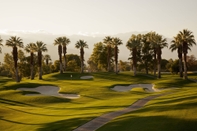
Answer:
0, 72, 197, 131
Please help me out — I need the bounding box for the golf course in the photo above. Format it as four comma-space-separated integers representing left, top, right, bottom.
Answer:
1, 72, 197, 131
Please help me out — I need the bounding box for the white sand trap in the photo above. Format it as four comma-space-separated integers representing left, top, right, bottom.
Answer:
80, 76, 94, 79
17, 86, 80, 99
111, 84, 160, 92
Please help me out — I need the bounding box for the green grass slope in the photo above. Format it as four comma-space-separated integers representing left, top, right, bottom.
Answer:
0, 72, 196, 131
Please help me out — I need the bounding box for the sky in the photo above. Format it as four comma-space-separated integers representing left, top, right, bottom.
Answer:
0, 0, 197, 38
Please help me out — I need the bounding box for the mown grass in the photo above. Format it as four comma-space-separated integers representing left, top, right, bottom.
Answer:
0, 72, 197, 131
98, 73, 197, 131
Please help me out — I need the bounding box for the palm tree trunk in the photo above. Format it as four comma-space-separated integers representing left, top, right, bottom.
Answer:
15, 67, 20, 82
80, 48, 84, 73
38, 51, 42, 80
115, 46, 118, 74
63, 54, 66, 72
30, 65, 34, 80
179, 58, 183, 77
59, 55, 63, 74
157, 47, 162, 78
183, 53, 188, 79
153, 49, 157, 76
13, 46, 20, 82
157, 62, 161, 78
30, 52, 34, 80
145, 61, 148, 74
133, 48, 137, 76
39, 66, 42, 80
107, 45, 111, 72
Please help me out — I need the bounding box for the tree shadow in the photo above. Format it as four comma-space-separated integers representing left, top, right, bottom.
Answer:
36, 117, 94, 131
98, 115, 197, 131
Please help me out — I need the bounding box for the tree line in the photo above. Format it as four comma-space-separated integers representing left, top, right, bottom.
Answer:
0, 29, 196, 82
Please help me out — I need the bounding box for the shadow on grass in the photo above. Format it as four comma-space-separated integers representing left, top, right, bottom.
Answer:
37, 117, 94, 131
98, 115, 197, 131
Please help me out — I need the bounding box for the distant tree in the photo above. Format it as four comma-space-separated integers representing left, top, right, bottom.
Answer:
53, 60, 60, 72
3, 53, 15, 78
34, 41, 48, 79
54, 37, 63, 73
62, 37, 70, 71
5, 36, 24, 82
0, 36, 3, 54
152, 34, 168, 78
170, 35, 183, 77
126, 34, 141, 76
119, 60, 131, 71
66, 54, 80, 72
43, 54, 51, 65
88, 42, 114, 72
25, 43, 36, 79
187, 55, 197, 71
166, 59, 179, 74
103, 36, 113, 72
177, 29, 196, 79
112, 37, 123, 74
141, 33, 153, 74
18, 49, 30, 78
75, 40, 88, 73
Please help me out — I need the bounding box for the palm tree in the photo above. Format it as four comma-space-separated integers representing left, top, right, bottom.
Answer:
44, 54, 51, 65
75, 40, 88, 73
103, 36, 113, 72
34, 41, 48, 79
178, 29, 196, 79
141, 33, 152, 75
62, 36, 70, 71
112, 37, 123, 74
152, 34, 168, 78
149, 32, 157, 76
25, 43, 36, 80
126, 34, 141, 76
54, 37, 63, 73
170, 35, 183, 77
5, 36, 23, 82
0, 36, 3, 54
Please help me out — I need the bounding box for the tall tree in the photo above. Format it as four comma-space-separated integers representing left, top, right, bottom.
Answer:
178, 29, 196, 79
141, 33, 153, 74
44, 54, 51, 65
103, 36, 113, 72
5, 36, 23, 82
62, 37, 70, 71
152, 34, 168, 78
170, 35, 183, 77
126, 34, 141, 76
0, 36, 3, 54
25, 43, 36, 80
149, 32, 158, 76
112, 37, 123, 74
34, 41, 48, 80
88, 42, 109, 71
75, 40, 88, 73
54, 37, 63, 73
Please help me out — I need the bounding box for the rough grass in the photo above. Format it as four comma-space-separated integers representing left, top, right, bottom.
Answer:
0, 72, 197, 131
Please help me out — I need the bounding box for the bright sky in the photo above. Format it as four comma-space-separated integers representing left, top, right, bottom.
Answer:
1, 0, 197, 38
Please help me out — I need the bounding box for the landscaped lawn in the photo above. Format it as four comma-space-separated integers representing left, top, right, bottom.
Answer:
0, 72, 197, 131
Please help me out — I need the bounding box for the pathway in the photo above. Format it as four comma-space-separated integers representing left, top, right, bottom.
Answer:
73, 92, 171, 131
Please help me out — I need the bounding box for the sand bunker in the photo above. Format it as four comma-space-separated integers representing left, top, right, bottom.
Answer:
80, 76, 94, 79
17, 86, 80, 99
111, 84, 160, 92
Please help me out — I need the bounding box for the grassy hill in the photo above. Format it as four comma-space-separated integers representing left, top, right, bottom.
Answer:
0, 72, 197, 131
